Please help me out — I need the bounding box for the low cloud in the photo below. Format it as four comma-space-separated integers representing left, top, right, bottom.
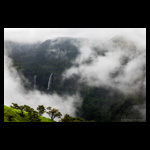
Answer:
4, 54, 81, 119
63, 34, 146, 96
4, 28, 146, 45
4, 28, 146, 121
62, 33, 146, 120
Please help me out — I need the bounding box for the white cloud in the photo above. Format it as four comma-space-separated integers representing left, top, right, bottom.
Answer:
4, 54, 81, 119
63, 33, 146, 95
4, 28, 146, 120
4, 28, 146, 44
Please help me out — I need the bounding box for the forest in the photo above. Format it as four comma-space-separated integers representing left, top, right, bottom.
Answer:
4, 103, 93, 122
4, 37, 146, 122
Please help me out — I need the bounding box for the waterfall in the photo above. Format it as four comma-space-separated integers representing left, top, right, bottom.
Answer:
47, 73, 53, 91
34, 75, 37, 90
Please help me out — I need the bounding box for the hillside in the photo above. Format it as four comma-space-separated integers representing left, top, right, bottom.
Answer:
4, 38, 82, 93
4, 37, 146, 122
4, 105, 54, 122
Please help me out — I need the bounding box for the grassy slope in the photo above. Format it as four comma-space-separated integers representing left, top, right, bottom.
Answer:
4, 105, 54, 122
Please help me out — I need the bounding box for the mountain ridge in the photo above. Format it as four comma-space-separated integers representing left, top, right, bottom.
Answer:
4, 37, 146, 122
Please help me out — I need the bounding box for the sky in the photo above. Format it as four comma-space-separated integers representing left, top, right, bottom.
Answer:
4, 28, 146, 44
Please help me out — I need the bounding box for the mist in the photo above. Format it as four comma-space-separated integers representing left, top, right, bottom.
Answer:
4, 28, 146, 121
63, 34, 146, 96
4, 28, 146, 44
62, 30, 146, 119
4, 54, 81, 119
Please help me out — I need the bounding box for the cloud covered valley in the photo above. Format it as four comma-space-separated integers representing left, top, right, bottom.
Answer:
4, 28, 146, 122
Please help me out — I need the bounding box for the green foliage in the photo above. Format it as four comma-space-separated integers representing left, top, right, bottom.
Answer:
5, 39, 146, 122
5, 104, 87, 122
23, 105, 41, 122
4, 105, 54, 122
46, 107, 62, 120
10, 103, 40, 121
4, 105, 28, 122
37, 105, 45, 116
47, 106, 52, 110
5, 103, 87, 122
10, 103, 25, 116
10, 103, 20, 110
61, 114, 84, 122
